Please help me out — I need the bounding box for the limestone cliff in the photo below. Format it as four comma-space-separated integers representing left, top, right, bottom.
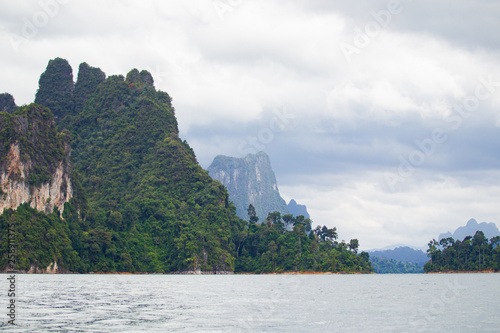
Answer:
208, 152, 289, 220
287, 199, 310, 219
0, 104, 73, 214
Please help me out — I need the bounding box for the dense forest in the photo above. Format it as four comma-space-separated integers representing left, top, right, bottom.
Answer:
370, 257, 423, 274
0, 202, 372, 273
235, 205, 372, 273
0, 58, 373, 274
424, 231, 500, 272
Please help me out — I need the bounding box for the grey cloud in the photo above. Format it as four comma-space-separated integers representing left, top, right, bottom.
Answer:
300, 0, 500, 51
186, 108, 500, 191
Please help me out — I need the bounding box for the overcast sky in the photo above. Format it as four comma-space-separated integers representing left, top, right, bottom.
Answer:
1, 0, 500, 250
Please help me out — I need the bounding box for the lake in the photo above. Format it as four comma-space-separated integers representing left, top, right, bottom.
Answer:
1, 273, 499, 332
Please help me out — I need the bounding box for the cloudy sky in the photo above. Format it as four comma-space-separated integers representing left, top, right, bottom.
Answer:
1, 0, 500, 250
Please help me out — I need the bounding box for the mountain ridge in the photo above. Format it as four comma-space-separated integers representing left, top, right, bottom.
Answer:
439, 218, 500, 241
1, 58, 242, 273
368, 246, 428, 265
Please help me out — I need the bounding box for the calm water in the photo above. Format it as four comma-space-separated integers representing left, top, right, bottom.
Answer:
0, 273, 499, 332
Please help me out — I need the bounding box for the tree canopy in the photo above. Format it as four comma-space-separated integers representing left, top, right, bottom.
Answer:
425, 231, 500, 272
234, 206, 373, 273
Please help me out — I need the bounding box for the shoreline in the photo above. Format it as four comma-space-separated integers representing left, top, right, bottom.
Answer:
2, 270, 372, 275
4, 269, 498, 275
425, 269, 498, 274
236, 272, 339, 275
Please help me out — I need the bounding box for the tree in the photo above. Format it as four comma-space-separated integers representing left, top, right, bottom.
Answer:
348, 239, 359, 254
426, 239, 439, 265
303, 217, 312, 233
108, 211, 123, 230
235, 231, 247, 258
283, 214, 294, 230
325, 227, 338, 242
359, 251, 369, 263
266, 211, 283, 232
268, 240, 277, 271
247, 204, 258, 224
472, 231, 488, 271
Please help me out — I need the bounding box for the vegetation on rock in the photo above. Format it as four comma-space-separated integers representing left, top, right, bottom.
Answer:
0, 93, 17, 113
35, 57, 75, 122
0, 103, 70, 186
73, 62, 106, 116
0, 58, 373, 274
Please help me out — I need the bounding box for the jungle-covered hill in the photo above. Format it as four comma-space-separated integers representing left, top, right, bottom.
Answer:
0, 58, 372, 274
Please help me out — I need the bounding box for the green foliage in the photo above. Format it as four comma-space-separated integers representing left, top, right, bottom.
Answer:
0, 203, 82, 272
233, 209, 373, 273
35, 57, 75, 121
125, 68, 154, 88
73, 62, 106, 115
0, 93, 17, 113
247, 204, 258, 224
424, 232, 500, 272
0, 112, 14, 164
370, 257, 424, 274
61, 66, 239, 272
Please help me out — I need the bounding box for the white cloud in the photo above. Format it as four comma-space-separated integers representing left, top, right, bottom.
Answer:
280, 170, 500, 250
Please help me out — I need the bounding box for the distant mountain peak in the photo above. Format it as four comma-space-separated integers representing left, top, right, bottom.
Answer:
439, 218, 500, 242
125, 68, 154, 88
208, 151, 288, 220
287, 199, 310, 219
368, 246, 428, 265
466, 218, 478, 227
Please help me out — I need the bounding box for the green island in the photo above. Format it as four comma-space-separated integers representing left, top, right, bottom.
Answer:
424, 231, 500, 273
0, 58, 372, 274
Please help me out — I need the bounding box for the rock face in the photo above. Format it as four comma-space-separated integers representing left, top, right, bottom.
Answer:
0, 104, 73, 215
0, 144, 72, 214
208, 152, 289, 220
287, 199, 310, 219
27, 261, 60, 274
